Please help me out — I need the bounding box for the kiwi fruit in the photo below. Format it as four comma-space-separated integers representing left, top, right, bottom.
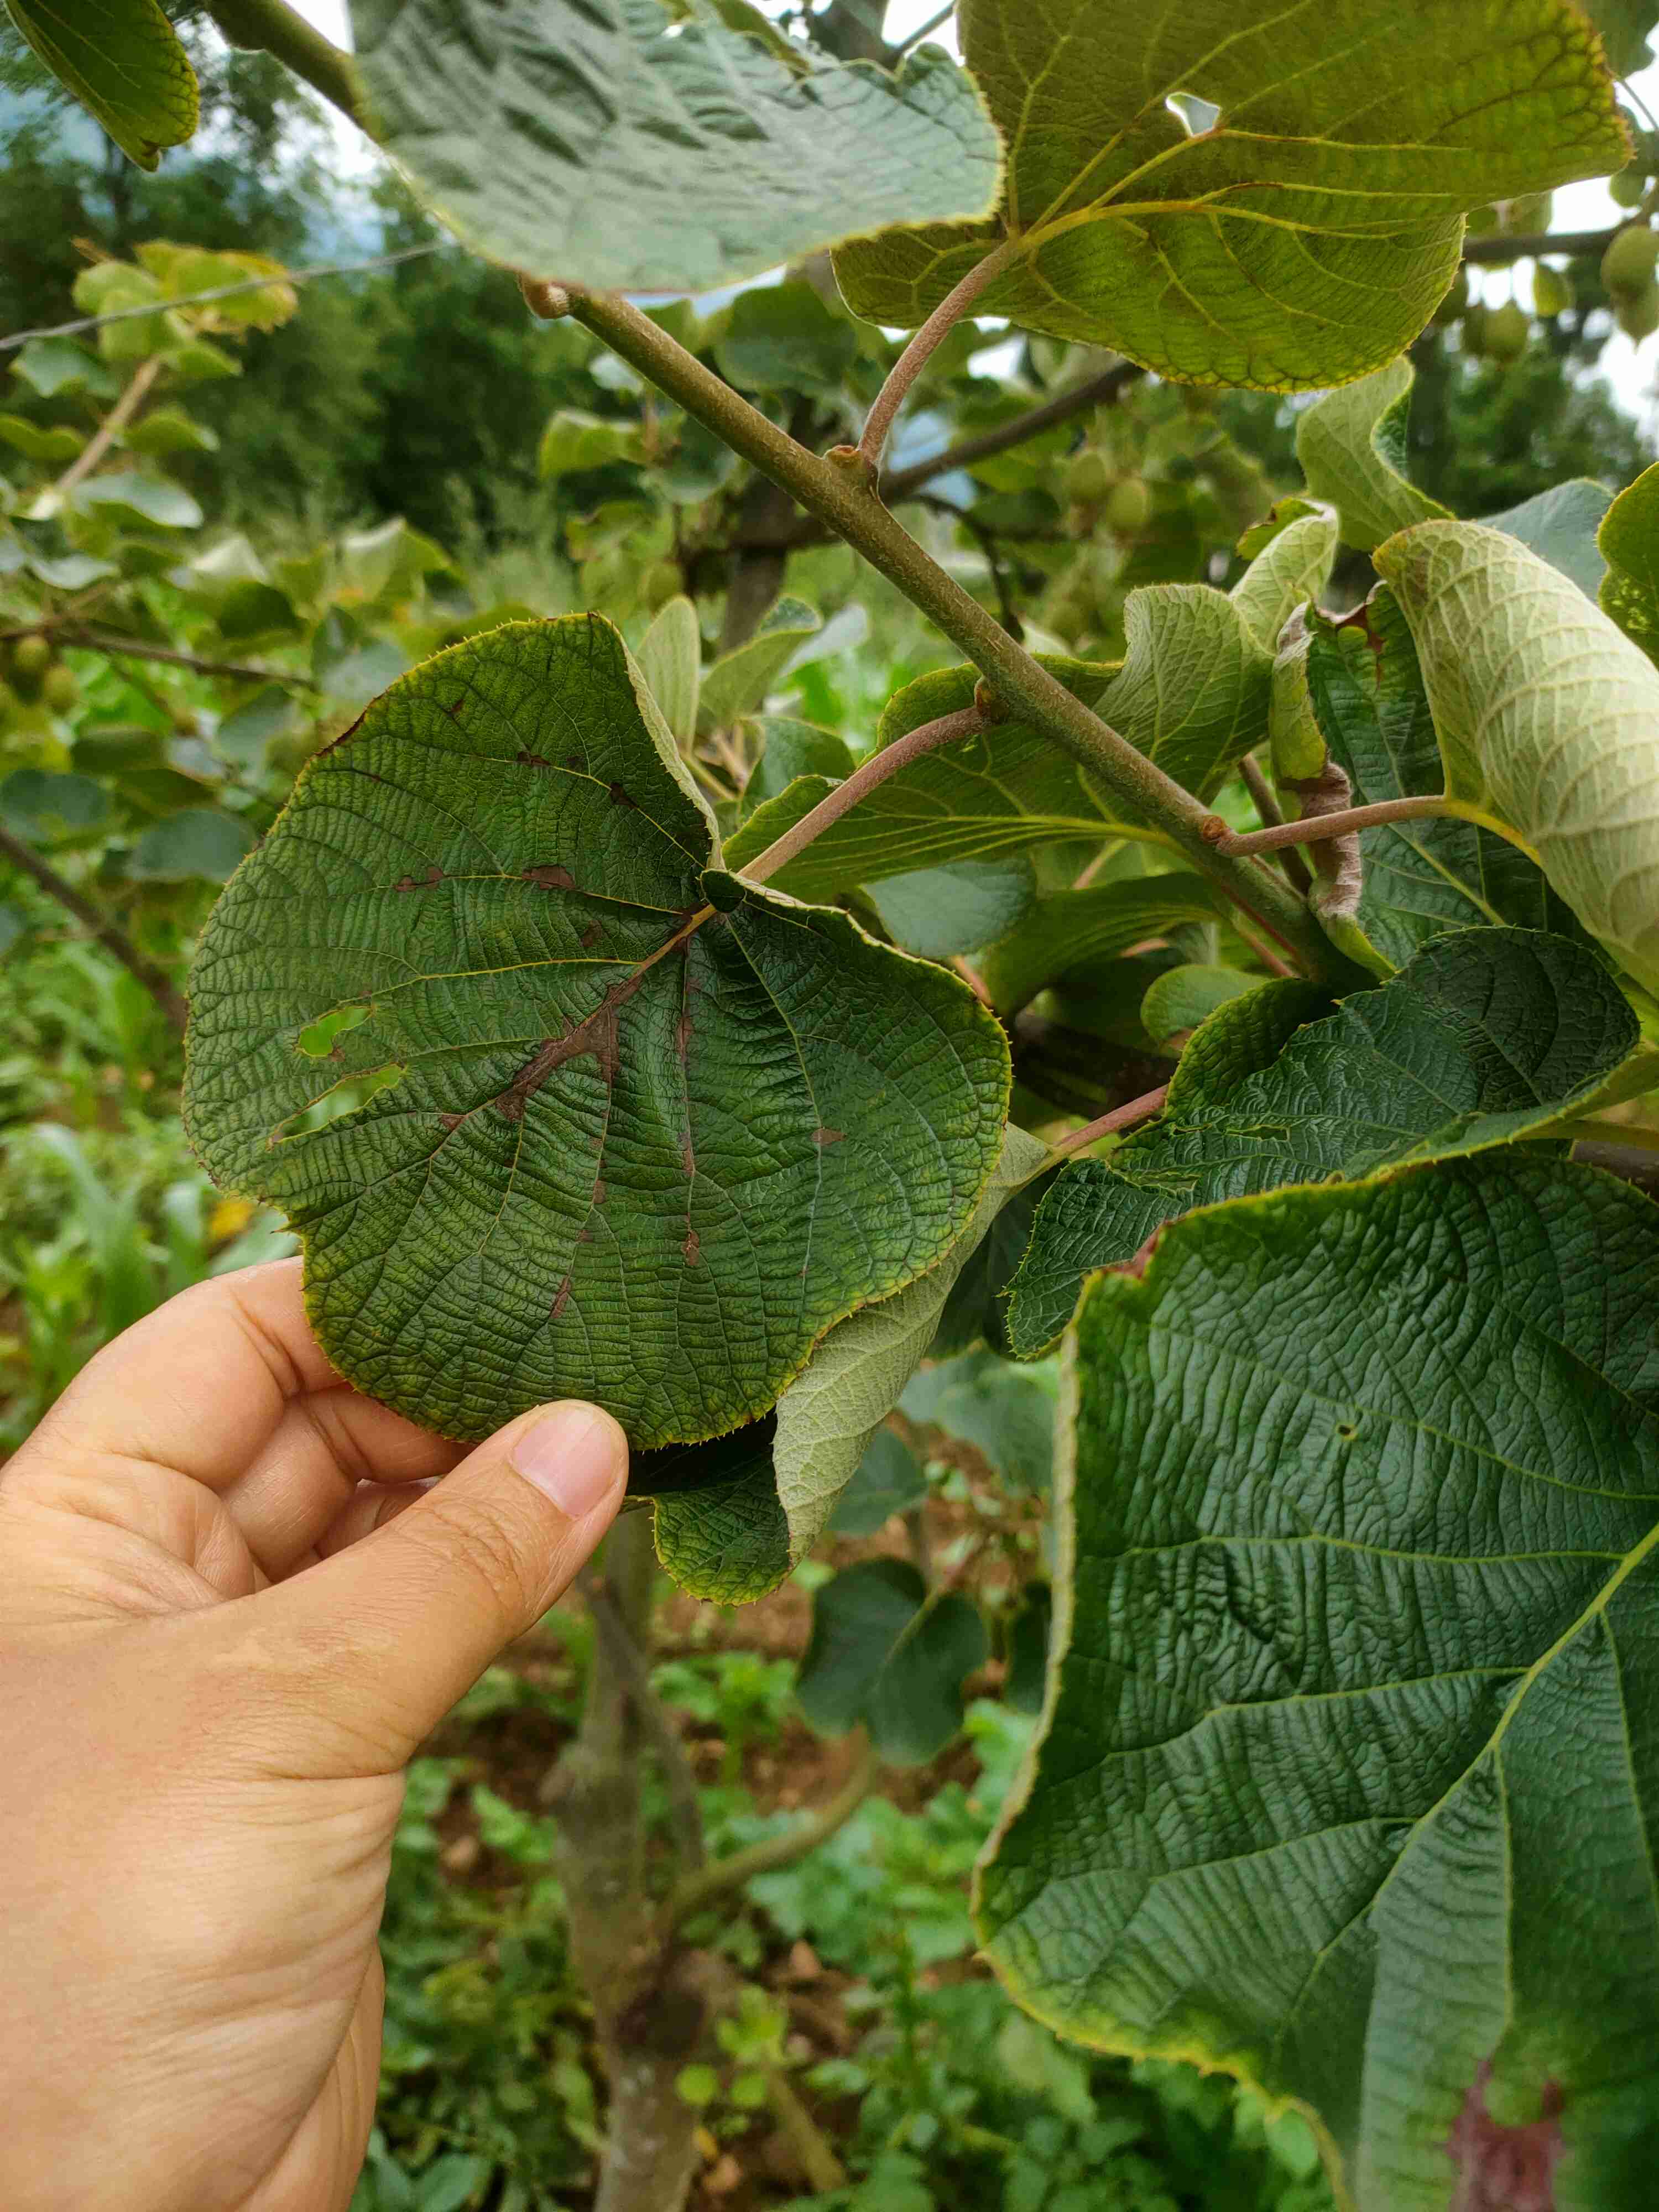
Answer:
11, 635, 51, 697
1610, 164, 1648, 210
1065, 448, 1113, 505
1530, 265, 1574, 319
42, 664, 79, 715
1616, 283, 1659, 341
1483, 302, 1530, 363
1104, 474, 1152, 536
1603, 225, 1659, 296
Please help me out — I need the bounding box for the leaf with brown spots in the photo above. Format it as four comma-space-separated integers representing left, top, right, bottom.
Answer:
184, 616, 1009, 1464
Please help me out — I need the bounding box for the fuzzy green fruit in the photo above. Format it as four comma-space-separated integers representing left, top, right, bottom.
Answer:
1531, 265, 1574, 319
42, 665, 79, 714
1104, 475, 1151, 536
1460, 300, 1489, 356
1616, 283, 1659, 340
11, 635, 51, 690
1603, 225, 1659, 296
1065, 448, 1113, 504
1483, 302, 1530, 363
1610, 163, 1648, 209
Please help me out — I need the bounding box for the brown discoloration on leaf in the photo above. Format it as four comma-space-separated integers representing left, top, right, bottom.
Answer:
609, 781, 637, 810
523, 864, 576, 891
566, 753, 586, 773
593, 1180, 608, 1207
551, 1274, 572, 1322
581, 923, 603, 950
681, 1131, 696, 1178
442, 696, 466, 721
394, 864, 445, 893
517, 748, 553, 769
1445, 2063, 1564, 2211
675, 1010, 694, 1063
812, 1127, 846, 1148
439, 1111, 466, 1132
684, 1228, 701, 1266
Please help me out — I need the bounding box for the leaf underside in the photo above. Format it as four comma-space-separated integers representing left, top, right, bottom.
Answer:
833, 0, 1626, 388
6, 0, 198, 168
982, 1153, 1659, 2209
347, 0, 1001, 291
1302, 588, 1588, 973
1007, 928, 1638, 1355
1376, 520, 1659, 998
183, 617, 1008, 1450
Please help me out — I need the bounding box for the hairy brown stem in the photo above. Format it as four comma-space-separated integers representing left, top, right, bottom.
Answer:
0, 825, 186, 1032
658, 1730, 877, 1937
201, 0, 367, 124
1208, 795, 1451, 855
881, 359, 1144, 503
1049, 1084, 1170, 1160
1239, 754, 1313, 893
61, 629, 319, 687
859, 237, 1025, 472
738, 706, 987, 885
556, 285, 1350, 984
48, 357, 161, 509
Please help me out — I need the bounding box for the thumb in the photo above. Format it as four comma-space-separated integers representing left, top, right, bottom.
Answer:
237, 1400, 629, 1771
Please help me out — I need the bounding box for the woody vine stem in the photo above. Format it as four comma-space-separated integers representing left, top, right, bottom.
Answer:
521, 277, 1358, 989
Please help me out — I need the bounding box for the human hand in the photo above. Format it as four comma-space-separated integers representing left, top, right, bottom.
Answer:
0, 1258, 628, 2212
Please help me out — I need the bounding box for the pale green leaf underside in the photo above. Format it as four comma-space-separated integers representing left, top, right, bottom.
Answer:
5, 0, 197, 168
1302, 588, 1587, 972
1376, 519, 1659, 997
1006, 928, 1638, 1355
771, 1124, 1049, 1565
834, 0, 1625, 389
182, 617, 1009, 1450
1229, 508, 1339, 653
727, 583, 1272, 907
1296, 363, 1451, 554
1599, 461, 1659, 667
348, 0, 1001, 291
983, 1154, 1659, 2209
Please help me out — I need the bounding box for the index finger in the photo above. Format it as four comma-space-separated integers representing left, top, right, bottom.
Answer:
16, 1258, 457, 1503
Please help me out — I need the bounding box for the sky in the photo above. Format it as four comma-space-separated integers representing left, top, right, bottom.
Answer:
286, 0, 1658, 428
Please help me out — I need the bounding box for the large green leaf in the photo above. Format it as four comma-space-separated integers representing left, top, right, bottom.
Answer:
799, 1559, 987, 1766
728, 585, 1272, 906
1006, 928, 1638, 1355
182, 617, 1009, 1449
1295, 362, 1450, 554
1599, 461, 1659, 667
982, 1152, 1659, 2209
1376, 519, 1659, 997
1297, 588, 1585, 971
863, 859, 1035, 959
4, 0, 198, 169
348, 0, 1000, 291
1229, 507, 1339, 653
977, 874, 1227, 1016
834, 0, 1624, 389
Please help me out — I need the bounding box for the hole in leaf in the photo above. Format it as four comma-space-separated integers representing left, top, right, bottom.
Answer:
296, 1001, 374, 1058
272, 1063, 406, 1142
1336, 1421, 1359, 1441
1167, 91, 1221, 136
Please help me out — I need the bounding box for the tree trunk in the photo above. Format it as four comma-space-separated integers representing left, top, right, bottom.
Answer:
552, 1513, 709, 2212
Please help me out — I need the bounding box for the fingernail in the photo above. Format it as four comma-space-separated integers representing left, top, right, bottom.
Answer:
511, 1402, 628, 1519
